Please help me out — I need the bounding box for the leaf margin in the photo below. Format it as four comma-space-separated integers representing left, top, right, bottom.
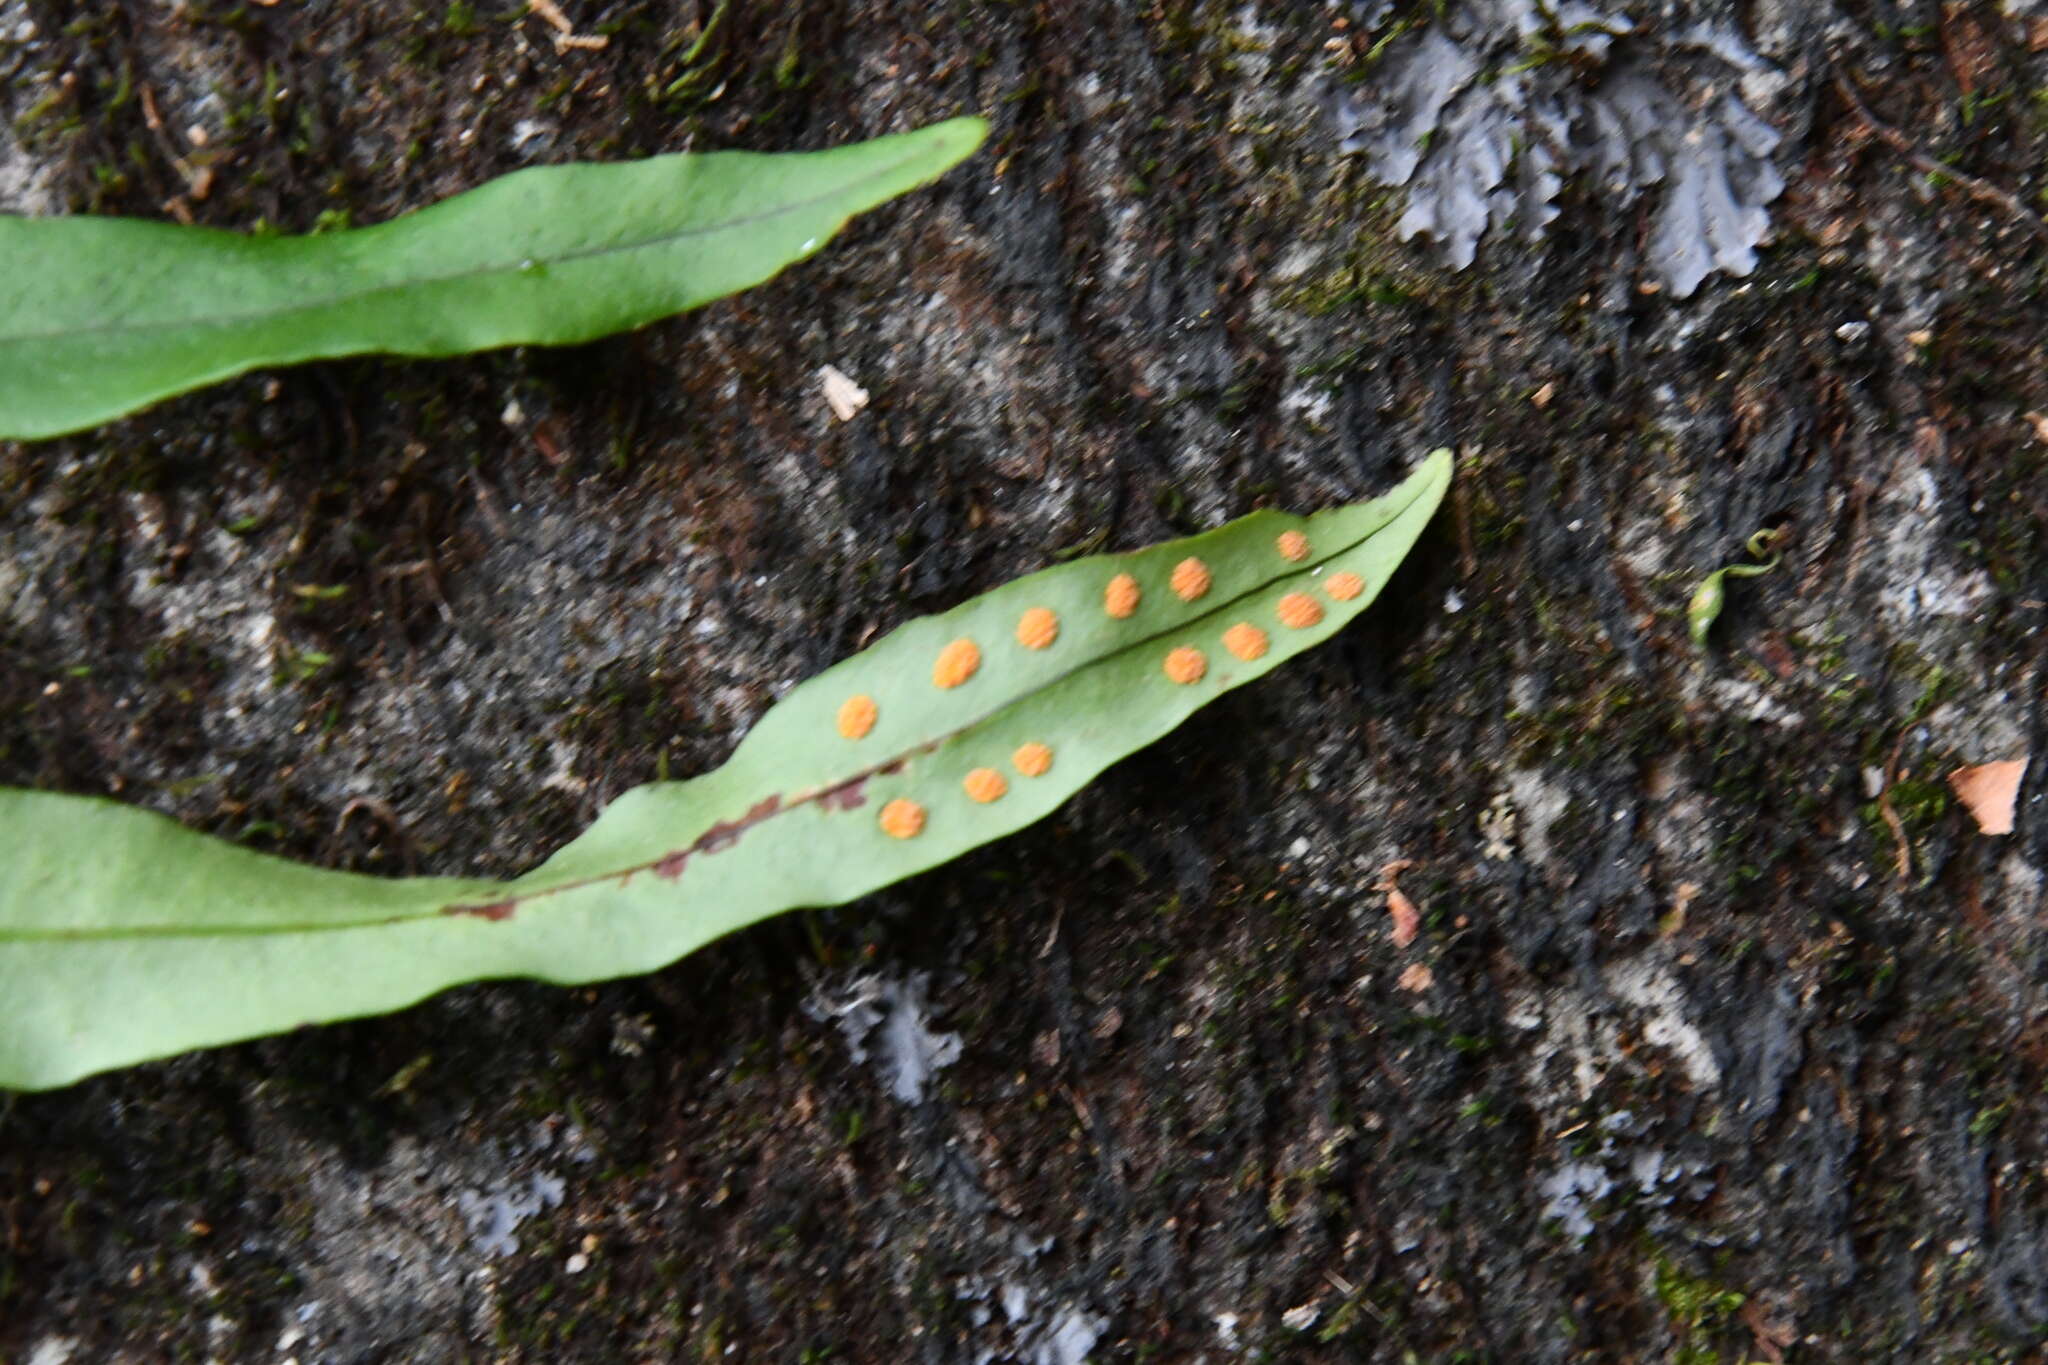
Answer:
0, 115, 989, 440
0, 449, 1452, 1089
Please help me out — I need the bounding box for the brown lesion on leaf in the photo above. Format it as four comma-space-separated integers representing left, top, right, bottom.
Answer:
796, 748, 921, 815
698, 796, 782, 854
613, 794, 784, 888
434, 740, 944, 920
816, 776, 870, 811
443, 899, 516, 921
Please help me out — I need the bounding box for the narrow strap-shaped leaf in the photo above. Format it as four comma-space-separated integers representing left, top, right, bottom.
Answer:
0, 117, 987, 440
0, 450, 1451, 1089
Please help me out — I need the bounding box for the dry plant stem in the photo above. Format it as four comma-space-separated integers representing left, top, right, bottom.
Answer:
1832, 70, 2048, 244
1877, 729, 1912, 884
528, 0, 608, 50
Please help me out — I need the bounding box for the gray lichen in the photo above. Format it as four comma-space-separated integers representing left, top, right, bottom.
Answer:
456, 1169, 566, 1259
1334, 0, 1786, 295
804, 969, 964, 1105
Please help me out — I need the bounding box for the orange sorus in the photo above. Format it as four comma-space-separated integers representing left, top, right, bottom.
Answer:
1104, 573, 1140, 619
1170, 557, 1211, 601
1016, 606, 1059, 650
1276, 530, 1311, 562
1162, 645, 1207, 684
836, 694, 877, 739
879, 798, 926, 839
963, 768, 1008, 803
1277, 592, 1324, 629
1221, 623, 1269, 661
932, 638, 981, 689
1324, 571, 1364, 601
1012, 742, 1053, 777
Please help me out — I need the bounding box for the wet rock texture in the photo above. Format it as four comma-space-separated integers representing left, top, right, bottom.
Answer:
4, 1, 2048, 1360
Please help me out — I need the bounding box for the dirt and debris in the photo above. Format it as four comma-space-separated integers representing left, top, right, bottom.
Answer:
819, 363, 871, 423
5, 1, 2048, 1361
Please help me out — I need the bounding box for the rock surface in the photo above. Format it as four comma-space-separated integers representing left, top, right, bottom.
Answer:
5, 1, 2048, 1361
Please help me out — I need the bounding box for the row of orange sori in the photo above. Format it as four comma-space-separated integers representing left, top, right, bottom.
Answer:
834, 530, 1365, 839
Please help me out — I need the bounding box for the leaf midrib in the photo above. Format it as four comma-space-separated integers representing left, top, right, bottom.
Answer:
0, 144, 941, 349
0, 475, 1433, 944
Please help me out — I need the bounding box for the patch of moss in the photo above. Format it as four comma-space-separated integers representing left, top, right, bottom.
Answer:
1653, 1252, 1748, 1365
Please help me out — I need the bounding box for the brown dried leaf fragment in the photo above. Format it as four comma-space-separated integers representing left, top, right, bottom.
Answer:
1374, 859, 1421, 948
1941, 3, 2003, 98
1949, 757, 2029, 836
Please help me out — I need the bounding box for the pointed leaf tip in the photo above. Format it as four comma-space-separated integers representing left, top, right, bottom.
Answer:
0, 116, 990, 440
0, 451, 1450, 1089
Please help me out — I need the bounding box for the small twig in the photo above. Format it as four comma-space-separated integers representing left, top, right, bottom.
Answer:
527, 0, 609, 51
1039, 904, 1063, 959
528, 0, 573, 32
336, 797, 418, 874
1450, 469, 1477, 579
1832, 70, 2048, 244
138, 84, 213, 208
1875, 729, 1912, 884
468, 473, 512, 539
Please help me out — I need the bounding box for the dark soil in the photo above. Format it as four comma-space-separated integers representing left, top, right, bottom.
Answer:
6, 1, 2048, 1361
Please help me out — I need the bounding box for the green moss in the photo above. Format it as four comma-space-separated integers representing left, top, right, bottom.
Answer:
1504, 654, 1679, 773
1858, 773, 1949, 879
1887, 776, 1949, 828
1653, 1253, 1748, 1365
1276, 255, 1421, 316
